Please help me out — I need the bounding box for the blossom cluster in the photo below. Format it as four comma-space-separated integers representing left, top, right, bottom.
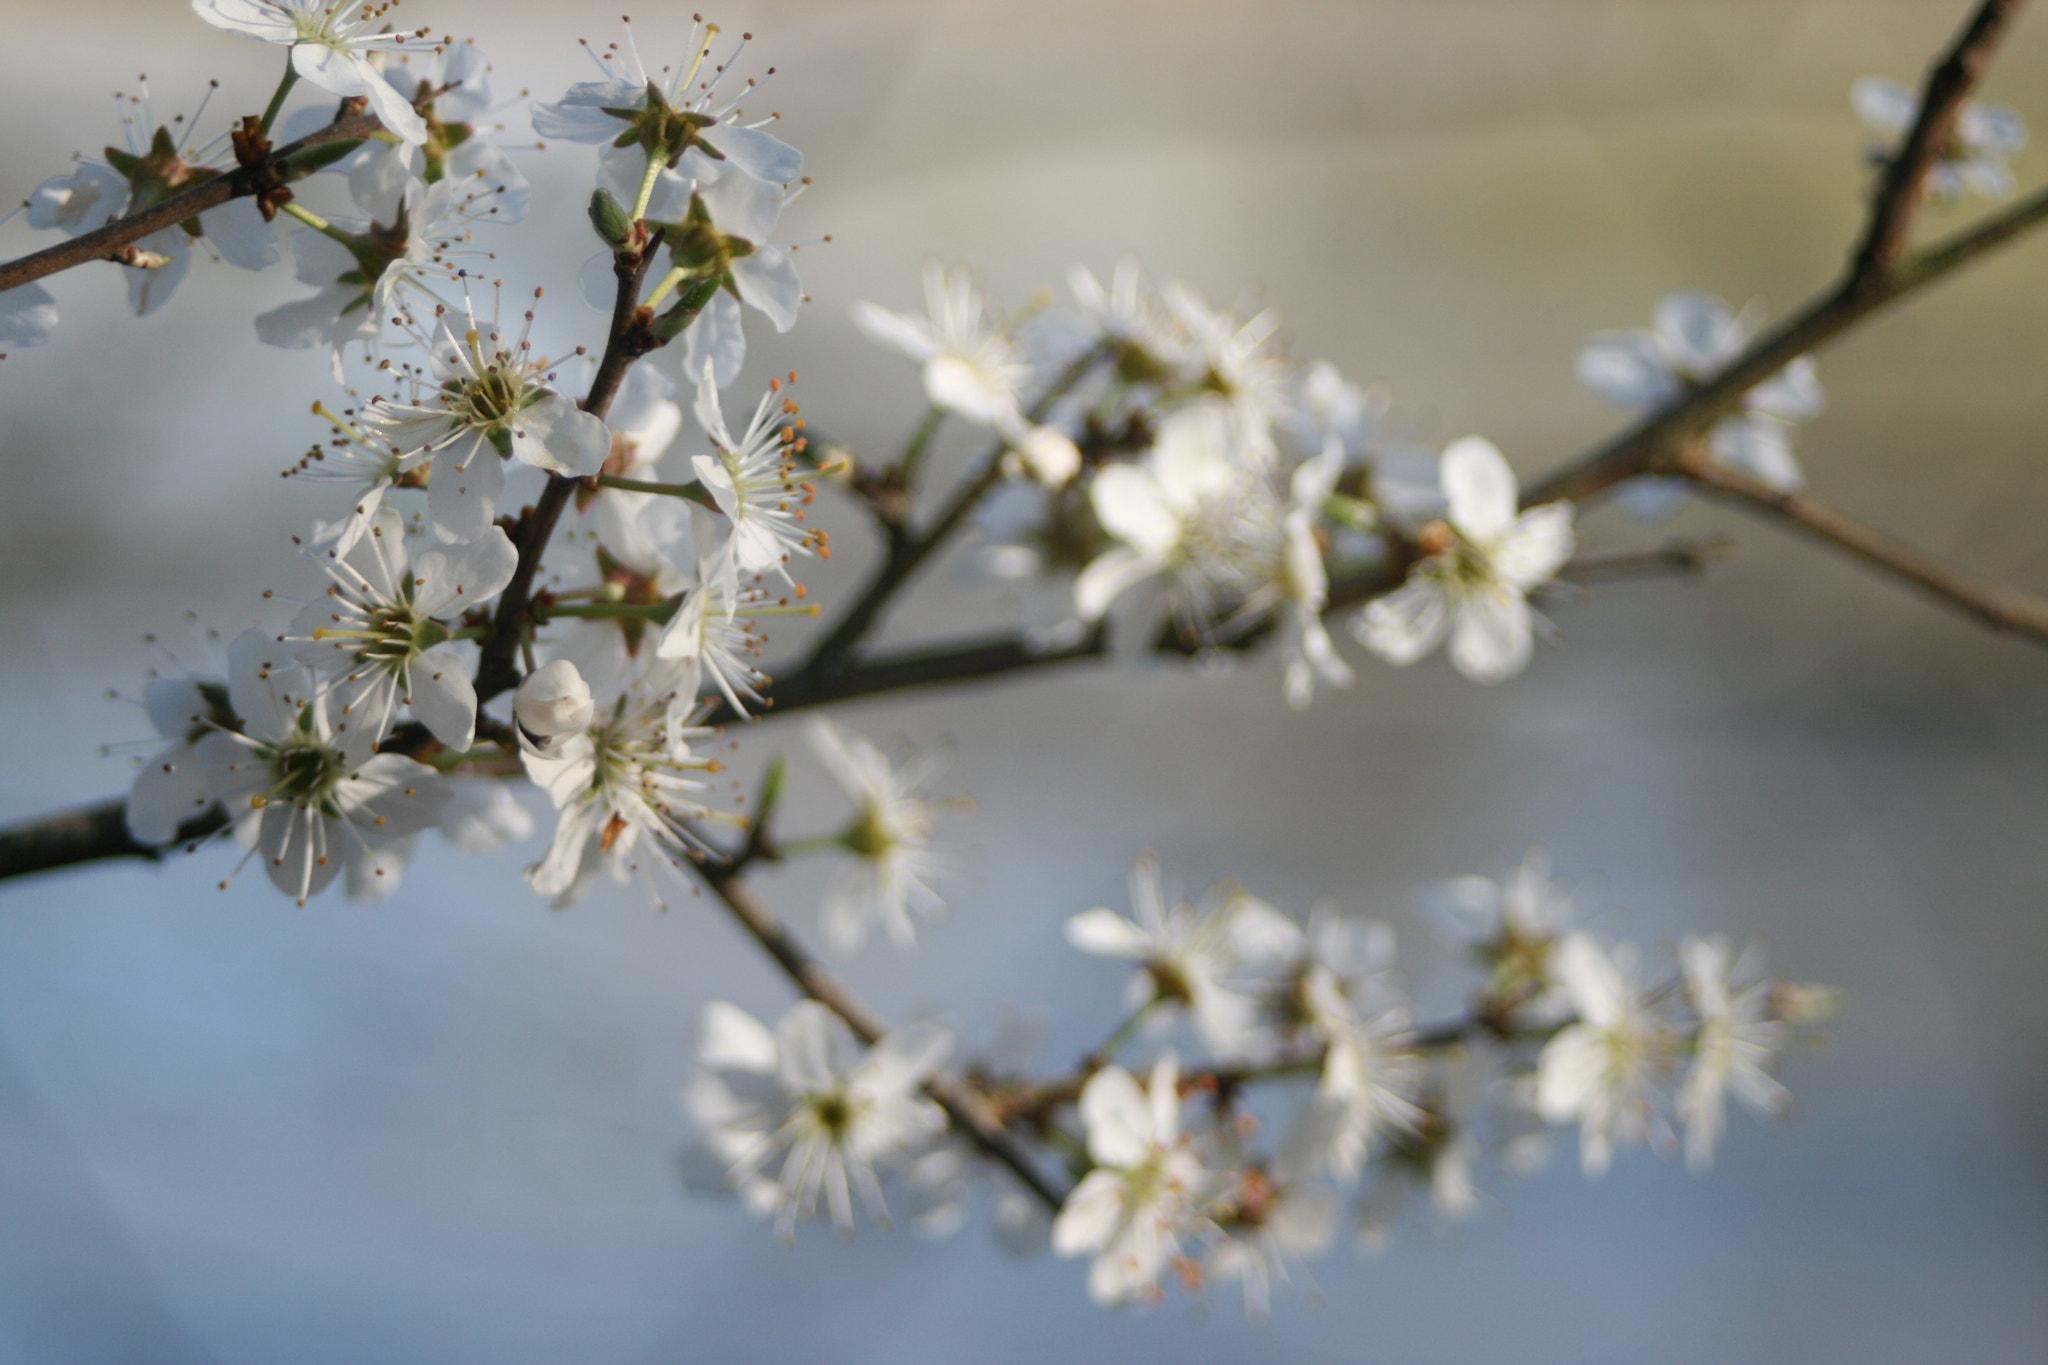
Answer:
680, 850, 1836, 1316
0, 2, 1868, 1326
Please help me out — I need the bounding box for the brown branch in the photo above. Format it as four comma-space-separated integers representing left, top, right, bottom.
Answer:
0, 111, 385, 295
0, 800, 226, 882
1676, 450, 2048, 642
1527, 0, 2041, 512
1852, 0, 2028, 280
472, 238, 665, 705
1553, 536, 1735, 585
693, 860, 1069, 1212
795, 344, 1111, 684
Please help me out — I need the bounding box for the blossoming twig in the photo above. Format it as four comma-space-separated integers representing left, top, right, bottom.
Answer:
1852, 0, 2029, 279
0, 109, 385, 295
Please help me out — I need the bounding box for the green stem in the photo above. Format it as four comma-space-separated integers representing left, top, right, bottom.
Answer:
259, 63, 300, 136
279, 201, 351, 245
596, 474, 717, 508
773, 835, 846, 858
644, 265, 691, 310
894, 405, 944, 487
544, 601, 677, 622
1090, 997, 1161, 1064
630, 153, 665, 223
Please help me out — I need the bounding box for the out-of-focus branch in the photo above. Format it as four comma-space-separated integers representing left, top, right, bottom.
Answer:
1676, 449, 2048, 643
1853, 0, 2028, 279
693, 860, 1069, 1212
1527, 0, 2039, 512
795, 344, 1112, 683
0, 800, 226, 883
0, 111, 386, 295
1553, 536, 1735, 585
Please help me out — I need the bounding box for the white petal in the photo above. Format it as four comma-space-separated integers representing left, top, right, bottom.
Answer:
702, 122, 804, 187
197, 196, 280, 271
1354, 578, 1450, 666
1447, 584, 1535, 683
412, 526, 519, 617
699, 1001, 780, 1074
407, 644, 478, 751
731, 247, 802, 333
1492, 502, 1575, 589
1653, 290, 1742, 376
1063, 909, 1151, 959
509, 392, 610, 475
0, 283, 59, 347
1709, 415, 1804, 492
679, 291, 746, 390
1852, 76, 1916, 137
1575, 332, 1680, 409
1078, 1066, 1152, 1167
1049, 1170, 1127, 1257
1440, 437, 1518, 543
850, 301, 938, 362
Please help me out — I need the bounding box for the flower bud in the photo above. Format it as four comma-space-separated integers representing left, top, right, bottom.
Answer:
515, 660, 595, 753
589, 187, 633, 247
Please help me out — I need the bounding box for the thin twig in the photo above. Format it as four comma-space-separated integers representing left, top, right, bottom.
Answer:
1527, 0, 2039, 511
1852, 0, 2028, 280
693, 860, 1069, 1212
0, 111, 386, 295
1554, 536, 1736, 585
1677, 450, 2048, 642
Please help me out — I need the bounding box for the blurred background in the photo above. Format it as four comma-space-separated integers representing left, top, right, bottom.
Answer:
3, 0, 2047, 1360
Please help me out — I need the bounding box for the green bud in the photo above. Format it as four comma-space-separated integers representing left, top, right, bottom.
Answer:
589, 187, 633, 246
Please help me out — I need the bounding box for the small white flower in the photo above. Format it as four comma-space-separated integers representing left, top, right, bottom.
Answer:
531, 18, 802, 202
853, 261, 1034, 429
519, 653, 725, 906
1429, 846, 1577, 1022
1159, 281, 1290, 467
1577, 291, 1824, 501
1205, 1156, 1339, 1321
803, 718, 954, 952
289, 506, 517, 751
1676, 935, 1791, 1172
1051, 1053, 1215, 1307
191, 0, 431, 144
1353, 436, 1574, 684
683, 1000, 950, 1239
1854, 75, 2026, 201
689, 363, 820, 595
363, 301, 611, 542
1073, 400, 1279, 637
254, 150, 476, 375
1065, 856, 1295, 1058
194, 630, 447, 904
1536, 934, 1668, 1177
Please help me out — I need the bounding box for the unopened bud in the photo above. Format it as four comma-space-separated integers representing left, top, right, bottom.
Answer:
589, 187, 633, 246
515, 660, 595, 753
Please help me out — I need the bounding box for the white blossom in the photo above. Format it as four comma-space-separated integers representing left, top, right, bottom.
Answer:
853, 261, 1034, 429
1577, 291, 1824, 502
690, 363, 820, 595
1065, 856, 1297, 1058
362, 300, 611, 541
191, 0, 431, 144
1676, 935, 1790, 1171
1354, 436, 1574, 683
289, 506, 517, 751
513, 659, 594, 756
1051, 1054, 1215, 1307
803, 718, 954, 953
194, 630, 447, 904
1536, 934, 1668, 1177
683, 1000, 950, 1239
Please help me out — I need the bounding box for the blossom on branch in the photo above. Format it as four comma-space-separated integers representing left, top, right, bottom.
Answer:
683, 1000, 950, 1240
1353, 436, 1573, 684
803, 718, 954, 953
1854, 75, 2027, 202
191, 0, 431, 144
